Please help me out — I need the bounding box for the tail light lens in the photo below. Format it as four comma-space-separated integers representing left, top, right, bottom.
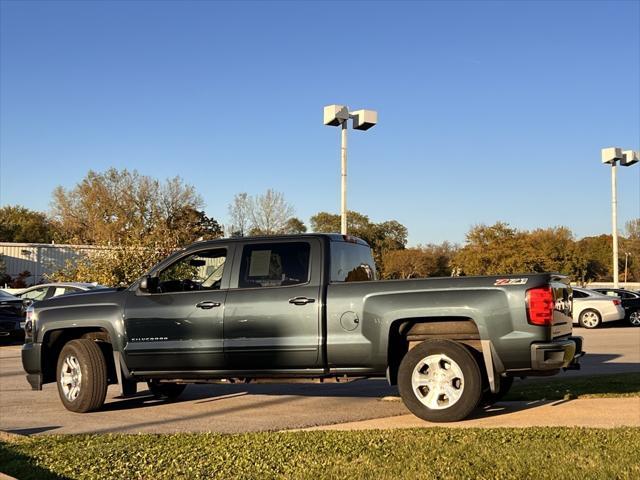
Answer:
612, 299, 622, 306
526, 287, 555, 326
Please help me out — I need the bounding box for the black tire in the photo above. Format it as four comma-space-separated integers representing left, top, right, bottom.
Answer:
482, 376, 514, 405
578, 309, 602, 329
628, 310, 640, 327
397, 339, 482, 422
56, 339, 108, 413
147, 380, 186, 400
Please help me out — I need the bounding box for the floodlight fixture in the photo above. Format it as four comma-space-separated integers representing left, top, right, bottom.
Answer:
351, 109, 378, 131
601, 147, 624, 164
323, 105, 349, 126
621, 150, 639, 167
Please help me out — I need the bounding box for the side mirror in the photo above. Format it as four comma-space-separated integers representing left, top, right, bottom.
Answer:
139, 276, 159, 294
22, 298, 34, 308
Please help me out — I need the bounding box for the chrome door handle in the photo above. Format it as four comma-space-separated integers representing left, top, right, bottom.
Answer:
288, 297, 315, 306
196, 301, 221, 309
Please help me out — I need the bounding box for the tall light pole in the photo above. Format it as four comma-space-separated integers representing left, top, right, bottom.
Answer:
324, 105, 377, 234
601, 147, 639, 288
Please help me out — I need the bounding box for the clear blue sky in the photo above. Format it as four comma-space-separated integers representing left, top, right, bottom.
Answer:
1, 0, 638, 245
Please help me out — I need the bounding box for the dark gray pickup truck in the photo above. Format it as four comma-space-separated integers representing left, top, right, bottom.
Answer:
22, 234, 583, 422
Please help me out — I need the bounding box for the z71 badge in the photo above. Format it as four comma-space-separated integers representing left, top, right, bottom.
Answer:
494, 278, 529, 286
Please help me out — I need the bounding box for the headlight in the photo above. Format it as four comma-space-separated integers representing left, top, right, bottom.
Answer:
25, 306, 36, 339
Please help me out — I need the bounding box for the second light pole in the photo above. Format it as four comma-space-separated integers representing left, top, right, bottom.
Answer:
324, 105, 378, 234
601, 147, 639, 288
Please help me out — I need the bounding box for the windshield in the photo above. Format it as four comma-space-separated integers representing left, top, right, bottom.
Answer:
0, 290, 19, 300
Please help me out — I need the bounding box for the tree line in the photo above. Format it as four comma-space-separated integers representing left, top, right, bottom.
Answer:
1, 168, 638, 286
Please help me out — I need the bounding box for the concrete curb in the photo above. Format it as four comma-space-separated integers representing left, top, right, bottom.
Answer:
301, 397, 640, 431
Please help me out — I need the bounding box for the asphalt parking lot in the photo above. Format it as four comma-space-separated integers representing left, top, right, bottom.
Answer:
0, 324, 638, 435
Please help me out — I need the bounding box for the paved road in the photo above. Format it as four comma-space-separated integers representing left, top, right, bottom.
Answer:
0, 325, 638, 435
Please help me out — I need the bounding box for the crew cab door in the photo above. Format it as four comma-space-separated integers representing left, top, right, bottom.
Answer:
223, 239, 322, 369
123, 245, 233, 371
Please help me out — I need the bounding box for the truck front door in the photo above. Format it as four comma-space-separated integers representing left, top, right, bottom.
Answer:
223, 239, 322, 369
123, 246, 232, 371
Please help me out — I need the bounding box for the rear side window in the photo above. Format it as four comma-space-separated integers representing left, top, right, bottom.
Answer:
572, 290, 588, 299
331, 242, 376, 282
238, 242, 310, 288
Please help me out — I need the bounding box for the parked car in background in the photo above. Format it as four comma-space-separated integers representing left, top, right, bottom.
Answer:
572, 287, 625, 329
0, 290, 25, 342
591, 288, 640, 327
12, 283, 106, 305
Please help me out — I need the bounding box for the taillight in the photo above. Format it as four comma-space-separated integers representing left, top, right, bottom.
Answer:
612, 299, 622, 306
526, 287, 554, 326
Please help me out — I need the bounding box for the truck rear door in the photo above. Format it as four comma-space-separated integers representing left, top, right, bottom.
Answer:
223, 238, 323, 369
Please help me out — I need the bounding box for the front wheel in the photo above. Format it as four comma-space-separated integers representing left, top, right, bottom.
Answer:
397, 339, 482, 422
56, 339, 108, 413
579, 309, 601, 329
629, 310, 640, 327
147, 380, 186, 400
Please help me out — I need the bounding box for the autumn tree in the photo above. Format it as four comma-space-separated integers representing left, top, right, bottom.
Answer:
382, 242, 457, 279
622, 218, 640, 282
50, 168, 222, 286
0, 205, 56, 243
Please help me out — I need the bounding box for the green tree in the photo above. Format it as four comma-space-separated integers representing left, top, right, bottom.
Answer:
453, 222, 527, 275
282, 217, 307, 234
0, 205, 56, 243
573, 235, 612, 283
310, 210, 408, 269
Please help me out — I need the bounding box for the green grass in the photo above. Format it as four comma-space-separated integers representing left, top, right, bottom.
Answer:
1, 428, 639, 479
504, 372, 640, 401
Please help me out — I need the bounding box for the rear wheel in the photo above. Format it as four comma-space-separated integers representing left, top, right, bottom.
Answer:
147, 380, 186, 400
629, 310, 640, 327
579, 309, 601, 329
397, 339, 482, 422
56, 339, 108, 413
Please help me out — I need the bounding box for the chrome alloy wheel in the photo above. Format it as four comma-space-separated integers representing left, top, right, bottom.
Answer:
581, 310, 600, 328
59, 355, 82, 402
630, 311, 640, 327
411, 353, 465, 410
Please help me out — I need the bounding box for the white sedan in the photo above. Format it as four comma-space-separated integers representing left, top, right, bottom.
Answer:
572, 287, 626, 329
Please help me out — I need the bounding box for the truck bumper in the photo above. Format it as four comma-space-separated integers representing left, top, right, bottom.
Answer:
530, 336, 584, 371
21, 342, 43, 390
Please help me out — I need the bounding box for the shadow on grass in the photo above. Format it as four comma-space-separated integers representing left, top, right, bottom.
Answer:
0, 440, 70, 480
505, 372, 640, 401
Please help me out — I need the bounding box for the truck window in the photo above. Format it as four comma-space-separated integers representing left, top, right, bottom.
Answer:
330, 242, 376, 282
157, 248, 227, 293
238, 242, 310, 288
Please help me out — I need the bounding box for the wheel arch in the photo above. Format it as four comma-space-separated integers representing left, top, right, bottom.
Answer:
41, 326, 116, 385
386, 316, 483, 386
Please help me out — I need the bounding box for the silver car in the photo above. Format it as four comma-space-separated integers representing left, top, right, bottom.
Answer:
572, 287, 625, 329
12, 282, 105, 304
